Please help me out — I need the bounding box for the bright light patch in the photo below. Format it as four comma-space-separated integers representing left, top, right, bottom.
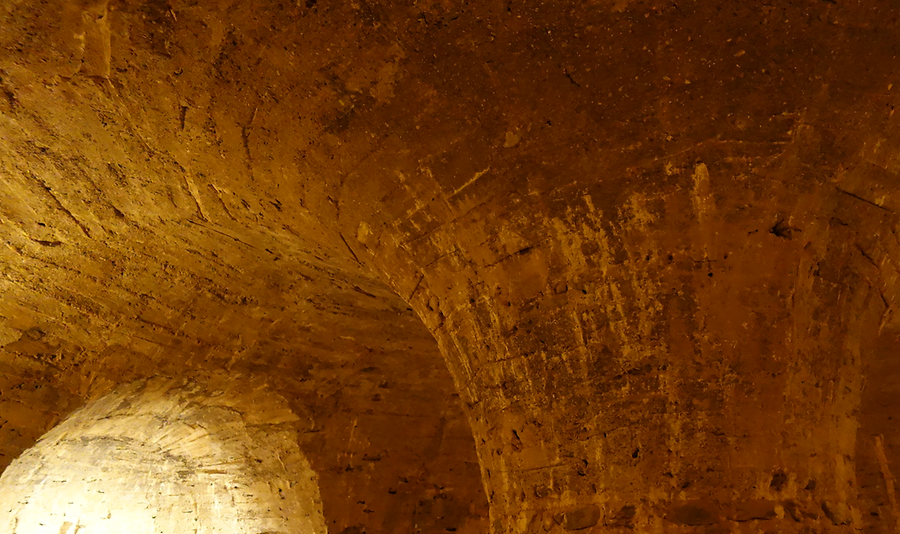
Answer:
0, 377, 326, 534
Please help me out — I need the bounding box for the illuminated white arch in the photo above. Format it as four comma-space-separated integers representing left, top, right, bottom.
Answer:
0, 376, 326, 534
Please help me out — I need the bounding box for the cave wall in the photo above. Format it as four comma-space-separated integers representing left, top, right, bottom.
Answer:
1, 1, 899, 533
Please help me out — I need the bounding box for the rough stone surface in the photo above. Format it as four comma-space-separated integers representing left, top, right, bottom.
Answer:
0, 1, 899, 533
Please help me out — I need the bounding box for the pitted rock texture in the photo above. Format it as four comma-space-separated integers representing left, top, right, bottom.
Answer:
1, 1, 899, 534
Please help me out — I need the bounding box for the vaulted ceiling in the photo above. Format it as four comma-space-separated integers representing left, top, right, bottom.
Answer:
1, 1, 899, 533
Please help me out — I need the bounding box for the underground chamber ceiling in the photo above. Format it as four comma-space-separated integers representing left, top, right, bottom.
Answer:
1, 1, 900, 534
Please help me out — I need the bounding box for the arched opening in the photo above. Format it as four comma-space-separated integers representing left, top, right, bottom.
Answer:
0, 376, 326, 534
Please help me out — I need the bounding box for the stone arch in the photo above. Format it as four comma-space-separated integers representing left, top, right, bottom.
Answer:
0, 375, 326, 534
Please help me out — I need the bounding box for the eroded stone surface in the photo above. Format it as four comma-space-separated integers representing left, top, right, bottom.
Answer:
0, 1, 899, 533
